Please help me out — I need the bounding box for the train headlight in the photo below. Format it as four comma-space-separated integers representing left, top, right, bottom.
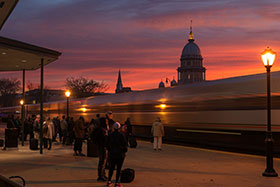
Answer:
160, 104, 166, 109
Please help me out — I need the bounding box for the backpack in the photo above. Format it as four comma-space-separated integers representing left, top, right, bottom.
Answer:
43, 124, 48, 134
120, 168, 135, 183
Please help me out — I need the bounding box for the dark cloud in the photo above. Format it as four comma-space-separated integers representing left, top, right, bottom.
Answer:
1, 0, 280, 92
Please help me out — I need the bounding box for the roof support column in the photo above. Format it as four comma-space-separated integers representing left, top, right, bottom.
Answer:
40, 58, 44, 154
177, 70, 179, 84
204, 70, 206, 81
21, 69, 25, 146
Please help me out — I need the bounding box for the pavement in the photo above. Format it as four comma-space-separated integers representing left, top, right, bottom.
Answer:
1, 140, 280, 187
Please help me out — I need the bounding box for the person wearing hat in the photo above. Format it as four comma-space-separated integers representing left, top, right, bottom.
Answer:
107, 122, 128, 187
105, 111, 115, 132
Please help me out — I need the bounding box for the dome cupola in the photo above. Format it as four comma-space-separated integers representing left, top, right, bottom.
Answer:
181, 21, 202, 59
159, 79, 165, 88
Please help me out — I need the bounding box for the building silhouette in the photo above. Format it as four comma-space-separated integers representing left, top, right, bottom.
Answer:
115, 70, 131, 93
177, 23, 206, 84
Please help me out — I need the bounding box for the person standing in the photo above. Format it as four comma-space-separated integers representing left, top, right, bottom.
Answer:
151, 117, 164, 151
33, 115, 40, 140
105, 111, 115, 131
60, 116, 68, 145
124, 117, 132, 141
107, 122, 128, 187
96, 117, 109, 182
68, 117, 75, 144
43, 117, 54, 150
73, 116, 85, 156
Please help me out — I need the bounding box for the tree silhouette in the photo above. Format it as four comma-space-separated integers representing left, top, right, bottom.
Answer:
65, 77, 108, 98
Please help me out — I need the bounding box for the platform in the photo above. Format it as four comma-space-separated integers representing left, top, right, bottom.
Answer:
0, 140, 280, 186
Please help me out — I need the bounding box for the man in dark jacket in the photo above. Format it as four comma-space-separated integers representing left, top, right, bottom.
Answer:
73, 116, 85, 156
107, 122, 128, 187
96, 117, 109, 181
105, 111, 115, 131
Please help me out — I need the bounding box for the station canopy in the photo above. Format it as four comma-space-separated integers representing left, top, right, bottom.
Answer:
0, 0, 18, 30
0, 0, 61, 71
0, 36, 61, 71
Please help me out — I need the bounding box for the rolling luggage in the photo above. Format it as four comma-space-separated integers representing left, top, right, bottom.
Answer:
5, 128, 18, 148
120, 168, 135, 183
30, 139, 38, 150
129, 136, 137, 148
87, 140, 98, 157
0, 139, 3, 147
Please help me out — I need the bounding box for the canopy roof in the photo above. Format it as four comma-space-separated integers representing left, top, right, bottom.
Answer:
0, 36, 61, 71
0, 0, 18, 30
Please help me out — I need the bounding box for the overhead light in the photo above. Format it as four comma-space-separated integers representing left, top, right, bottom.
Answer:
1, 52, 6, 55
22, 60, 27, 63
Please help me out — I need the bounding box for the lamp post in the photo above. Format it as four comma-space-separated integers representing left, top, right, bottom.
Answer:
20, 99, 24, 146
65, 90, 71, 118
261, 47, 278, 177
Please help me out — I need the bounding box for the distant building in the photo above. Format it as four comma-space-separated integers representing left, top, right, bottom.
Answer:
115, 70, 132, 94
170, 77, 177, 87
25, 89, 65, 104
158, 79, 165, 88
177, 24, 206, 84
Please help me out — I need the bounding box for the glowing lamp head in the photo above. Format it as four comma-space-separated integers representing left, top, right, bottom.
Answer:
20, 99, 24, 105
261, 47, 276, 67
160, 104, 166, 109
65, 90, 71, 97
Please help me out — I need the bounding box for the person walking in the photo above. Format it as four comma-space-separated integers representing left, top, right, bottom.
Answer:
151, 117, 164, 151
107, 122, 128, 187
73, 116, 85, 156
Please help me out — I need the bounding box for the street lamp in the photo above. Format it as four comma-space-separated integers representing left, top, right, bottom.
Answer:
261, 47, 278, 177
65, 90, 71, 118
20, 99, 25, 146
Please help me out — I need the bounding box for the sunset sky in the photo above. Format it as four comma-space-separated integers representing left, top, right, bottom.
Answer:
1, 0, 280, 93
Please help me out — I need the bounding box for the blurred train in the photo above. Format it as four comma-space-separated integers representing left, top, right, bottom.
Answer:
2, 71, 280, 155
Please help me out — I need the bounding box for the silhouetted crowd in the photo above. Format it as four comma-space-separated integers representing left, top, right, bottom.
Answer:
4, 111, 134, 187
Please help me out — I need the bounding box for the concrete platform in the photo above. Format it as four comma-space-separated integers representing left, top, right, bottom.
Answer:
0, 141, 280, 187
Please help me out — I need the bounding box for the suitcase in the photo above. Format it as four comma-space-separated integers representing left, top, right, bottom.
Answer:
0, 139, 3, 147
65, 136, 71, 145
30, 139, 38, 150
129, 136, 137, 148
5, 128, 18, 148
87, 140, 98, 157
120, 168, 135, 183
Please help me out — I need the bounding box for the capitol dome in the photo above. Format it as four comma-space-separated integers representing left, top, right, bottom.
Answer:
181, 40, 201, 58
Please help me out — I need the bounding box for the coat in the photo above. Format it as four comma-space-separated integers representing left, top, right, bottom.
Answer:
74, 119, 85, 139
43, 120, 54, 139
151, 121, 164, 137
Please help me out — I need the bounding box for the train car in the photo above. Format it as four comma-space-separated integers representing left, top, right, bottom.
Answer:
2, 71, 280, 155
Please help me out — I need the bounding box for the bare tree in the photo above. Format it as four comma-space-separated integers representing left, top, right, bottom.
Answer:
0, 78, 21, 107
27, 80, 49, 91
66, 77, 108, 98
0, 78, 20, 96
